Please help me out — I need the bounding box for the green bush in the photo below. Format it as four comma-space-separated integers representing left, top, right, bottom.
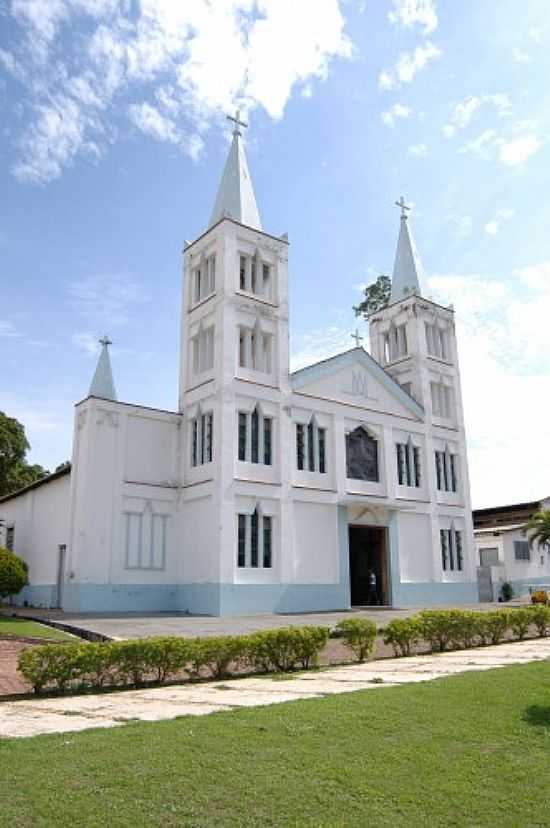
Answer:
382, 618, 421, 657
0, 546, 28, 600
418, 610, 458, 653
528, 604, 550, 637
451, 611, 481, 649
336, 618, 377, 662
500, 582, 514, 602
246, 627, 330, 672
509, 609, 533, 641
194, 636, 248, 679
479, 610, 511, 645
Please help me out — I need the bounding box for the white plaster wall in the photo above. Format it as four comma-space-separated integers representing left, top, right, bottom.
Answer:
179, 494, 219, 582
0, 473, 71, 587
292, 501, 339, 584
397, 511, 433, 582
502, 530, 550, 585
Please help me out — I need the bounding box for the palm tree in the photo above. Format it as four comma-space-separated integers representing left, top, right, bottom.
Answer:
522, 509, 550, 552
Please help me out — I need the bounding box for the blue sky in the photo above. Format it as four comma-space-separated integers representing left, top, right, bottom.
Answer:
1, 0, 549, 508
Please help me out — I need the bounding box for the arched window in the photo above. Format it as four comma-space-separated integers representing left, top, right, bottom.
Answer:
237, 505, 273, 569
295, 415, 327, 473
346, 427, 379, 482
237, 404, 272, 465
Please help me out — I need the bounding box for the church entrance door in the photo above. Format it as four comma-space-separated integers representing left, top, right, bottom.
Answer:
348, 526, 389, 606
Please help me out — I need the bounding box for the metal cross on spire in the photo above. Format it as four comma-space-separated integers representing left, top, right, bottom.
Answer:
227, 109, 248, 136
99, 335, 112, 348
395, 195, 412, 219
351, 328, 364, 348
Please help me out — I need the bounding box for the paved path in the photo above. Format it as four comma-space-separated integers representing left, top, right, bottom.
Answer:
8, 602, 522, 641
1, 638, 548, 739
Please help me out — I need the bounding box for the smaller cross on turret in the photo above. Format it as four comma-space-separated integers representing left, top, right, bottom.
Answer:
227, 109, 248, 137
351, 328, 364, 348
395, 195, 411, 219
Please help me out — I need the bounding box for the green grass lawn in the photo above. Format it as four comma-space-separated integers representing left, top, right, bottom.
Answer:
0, 616, 75, 641
1, 662, 550, 827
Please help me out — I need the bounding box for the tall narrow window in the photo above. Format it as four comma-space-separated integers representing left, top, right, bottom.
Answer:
237, 510, 273, 569
262, 263, 271, 299
296, 423, 305, 470
238, 253, 273, 299
250, 509, 259, 567
296, 418, 328, 473
193, 255, 215, 304
239, 256, 246, 291
440, 529, 449, 571
238, 412, 247, 461
251, 407, 259, 464
6, 526, 14, 552
435, 449, 458, 493
455, 531, 463, 571
237, 407, 273, 466
237, 514, 246, 567
192, 326, 215, 375
396, 441, 421, 487
191, 411, 213, 466
263, 516, 272, 568
431, 382, 452, 418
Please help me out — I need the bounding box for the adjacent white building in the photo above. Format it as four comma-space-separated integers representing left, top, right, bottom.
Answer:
0, 117, 478, 614
474, 497, 550, 601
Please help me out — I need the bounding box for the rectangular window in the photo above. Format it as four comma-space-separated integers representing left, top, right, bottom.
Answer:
296, 420, 328, 473
237, 511, 273, 569
431, 382, 452, 418
250, 509, 259, 567
263, 516, 272, 568
238, 412, 247, 461
396, 442, 421, 487
440, 529, 448, 571
296, 423, 305, 470
435, 450, 458, 493
514, 541, 530, 561
191, 412, 213, 466
237, 514, 246, 567
262, 263, 271, 299
6, 526, 14, 552
239, 254, 272, 299
455, 531, 463, 571
237, 409, 273, 466
264, 417, 272, 466
193, 255, 216, 304
126, 512, 167, 571
426, 323, 448, 359
192, 326, 215, 375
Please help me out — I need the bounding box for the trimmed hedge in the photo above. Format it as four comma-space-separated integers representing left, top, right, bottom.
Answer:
382, 618, 422, 656
18, 626, 330, 695
336, 618, 377, 662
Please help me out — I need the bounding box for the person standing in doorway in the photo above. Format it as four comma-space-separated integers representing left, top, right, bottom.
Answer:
367, 569, 378, 606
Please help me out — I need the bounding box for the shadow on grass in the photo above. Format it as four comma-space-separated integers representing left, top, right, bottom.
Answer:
523, 705, 550, 730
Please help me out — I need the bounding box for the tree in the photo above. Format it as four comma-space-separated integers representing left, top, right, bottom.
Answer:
0, 547, 28, 600
523, 510, 550, 552
353, 274, 391, 321
0, 411, 49, 497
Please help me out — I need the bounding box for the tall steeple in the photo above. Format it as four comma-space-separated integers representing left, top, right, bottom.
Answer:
209, 110, 262, 231
89, 335, 117, 401
390, 196, 425, 304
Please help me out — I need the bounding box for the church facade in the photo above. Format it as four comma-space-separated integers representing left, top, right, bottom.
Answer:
0, 117, 478, 614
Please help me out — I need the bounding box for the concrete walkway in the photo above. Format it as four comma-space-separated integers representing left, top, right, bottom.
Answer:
7, 602, 525, 641
1, 637, 548, 739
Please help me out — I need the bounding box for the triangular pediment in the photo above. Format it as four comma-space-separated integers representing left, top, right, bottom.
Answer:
291, 349, 424, 420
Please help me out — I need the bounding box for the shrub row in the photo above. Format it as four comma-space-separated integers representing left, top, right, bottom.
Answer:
18, 626, 337, 695
382, 606, 550, 657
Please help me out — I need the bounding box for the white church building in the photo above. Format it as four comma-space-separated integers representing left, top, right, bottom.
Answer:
0, 115, 478, 614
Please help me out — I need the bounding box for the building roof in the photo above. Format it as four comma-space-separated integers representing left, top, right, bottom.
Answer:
89, 337, 117, 401
0, 463, 71, 505
472, 498, 548, 530
390, 208, 425, 304
209, 116, 262, 231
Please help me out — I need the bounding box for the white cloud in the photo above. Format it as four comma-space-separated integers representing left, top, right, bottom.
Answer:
71, 332, 101, 355
380, 102, 411, 127
388, 0, 438, 34
442, 94, 511, 138
460, 126, 541, 167
378, 41, 441, 90
408, 143, 427, 157
448, 215, 473, 238
428, 269, 550, 506
511, 47, 533, 64
6, 0, 352, 183
484, 221, 498, 236
499, 134, 541, 166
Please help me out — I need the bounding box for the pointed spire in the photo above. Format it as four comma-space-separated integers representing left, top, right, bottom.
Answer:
209, 110, 262, 231
390, 196, 425, 304
89, 335, 117, 401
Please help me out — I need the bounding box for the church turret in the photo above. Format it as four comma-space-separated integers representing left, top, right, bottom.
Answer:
89, 335, 117, 401
209, 110, 262, 231
390, 196, 424, 303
